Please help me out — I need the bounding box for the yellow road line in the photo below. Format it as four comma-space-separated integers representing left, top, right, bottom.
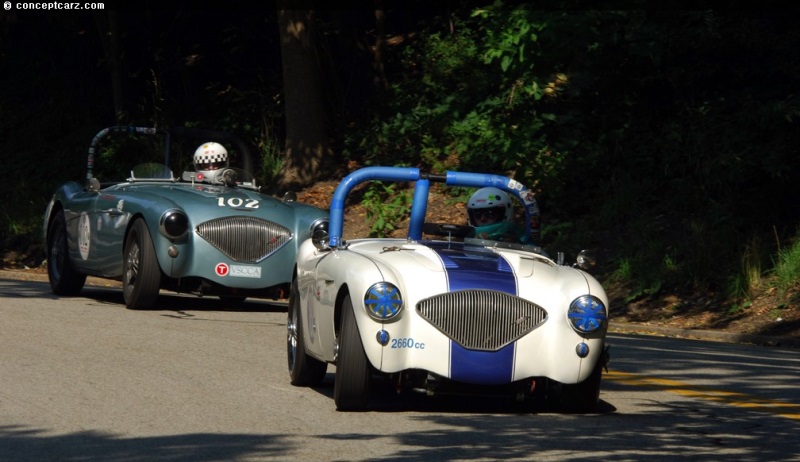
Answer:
605, 370, 800, 420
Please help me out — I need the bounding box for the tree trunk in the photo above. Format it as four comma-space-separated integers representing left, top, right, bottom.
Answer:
274, 7, 333, 194
94, 11, 127, 123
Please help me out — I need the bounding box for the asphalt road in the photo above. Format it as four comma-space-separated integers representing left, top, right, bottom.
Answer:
1, 278, 799, 461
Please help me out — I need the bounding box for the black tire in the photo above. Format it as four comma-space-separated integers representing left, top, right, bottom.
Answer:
287, 279, 327, 386
557, 356, 604, 413
46, 212, 87, 296
122, 219, 162, 309
333, 294, 371, 411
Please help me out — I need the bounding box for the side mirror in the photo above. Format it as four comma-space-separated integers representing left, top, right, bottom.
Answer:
86, 177, 101, 192
310, 219, 330, 251
576, 249, 597, 270
221, 168, 238, 187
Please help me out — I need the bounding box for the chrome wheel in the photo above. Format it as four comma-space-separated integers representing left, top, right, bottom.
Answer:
287, 279, 327, 386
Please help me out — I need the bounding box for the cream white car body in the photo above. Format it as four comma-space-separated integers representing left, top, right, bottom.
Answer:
289, 167, 609, 411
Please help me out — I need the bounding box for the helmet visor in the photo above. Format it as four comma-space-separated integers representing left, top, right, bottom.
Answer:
468, 205, 506, 226
194, 160, 226, 171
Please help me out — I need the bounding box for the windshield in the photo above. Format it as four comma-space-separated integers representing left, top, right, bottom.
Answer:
129, 163, 174, 180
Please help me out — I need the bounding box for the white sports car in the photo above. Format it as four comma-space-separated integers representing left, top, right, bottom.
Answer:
288, 167, 609, 411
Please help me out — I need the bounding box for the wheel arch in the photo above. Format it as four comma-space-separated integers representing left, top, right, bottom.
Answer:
121, 212, 169, 280
334, 283, 352, 336
44, 200, 65, 241
121, 212, 147, 257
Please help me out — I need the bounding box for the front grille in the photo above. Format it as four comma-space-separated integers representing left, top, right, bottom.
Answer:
196, 216, 292, 262
417, 290, 547, 351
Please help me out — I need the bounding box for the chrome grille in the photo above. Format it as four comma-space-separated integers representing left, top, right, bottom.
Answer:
416, 290, 547, 351
196, 216, 292, 262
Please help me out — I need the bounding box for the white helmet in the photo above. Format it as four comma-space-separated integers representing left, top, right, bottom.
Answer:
193, 142, 228, 179
467, 187, 514, 229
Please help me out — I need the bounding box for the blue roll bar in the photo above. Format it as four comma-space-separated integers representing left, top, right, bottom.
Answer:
328, 166, 540, 248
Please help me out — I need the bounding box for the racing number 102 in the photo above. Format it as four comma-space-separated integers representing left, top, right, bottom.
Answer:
217, 198, 259, 209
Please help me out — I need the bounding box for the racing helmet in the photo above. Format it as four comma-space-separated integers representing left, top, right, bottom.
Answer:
193, 142, 228, 179
467, 187, 514, 233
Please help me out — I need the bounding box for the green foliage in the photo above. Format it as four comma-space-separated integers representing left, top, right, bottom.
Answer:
254, 121, 283, 187
726, 300, 752, 316
258, 137, 283, 187
772, 238, 800, 295
362, 183, 413, 237
347, 3, 594, 211
726, 235, 769, 300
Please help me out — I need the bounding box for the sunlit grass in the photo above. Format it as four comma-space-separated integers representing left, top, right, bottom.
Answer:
727, 234, 767, 300
772, 238, 800, 294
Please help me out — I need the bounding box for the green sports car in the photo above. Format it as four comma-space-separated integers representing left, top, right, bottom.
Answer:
43, 126, 328, 309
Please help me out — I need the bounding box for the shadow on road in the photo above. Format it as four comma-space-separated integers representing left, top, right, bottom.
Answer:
0, 426, 289, 462
0, 277, 288, 313
305, 374, 618, 415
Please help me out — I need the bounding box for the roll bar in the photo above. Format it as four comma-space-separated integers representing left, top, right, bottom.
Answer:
328, 166, 540, 248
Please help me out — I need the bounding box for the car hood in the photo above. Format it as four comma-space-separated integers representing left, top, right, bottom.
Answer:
115, 182, 272, 203
345, 239, 591, 296
108, 182, 307, 221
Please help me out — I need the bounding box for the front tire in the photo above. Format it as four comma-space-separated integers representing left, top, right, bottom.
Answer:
122, 219, 161, 309
288, 279, 327, 386
333, 294, 371, 411
46, 212, 86, 296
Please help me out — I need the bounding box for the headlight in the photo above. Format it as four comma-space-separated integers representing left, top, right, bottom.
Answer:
160, 209, 189, 239
364, 282, 403, 322
568, 295, 607, 333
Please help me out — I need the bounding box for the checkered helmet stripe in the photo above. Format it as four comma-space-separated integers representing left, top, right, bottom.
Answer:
195, 152, 227, 163
193, 142, 228, 165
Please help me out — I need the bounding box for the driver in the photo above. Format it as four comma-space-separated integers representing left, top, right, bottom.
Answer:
193, 142, 228, 182
467, 187, 529, 243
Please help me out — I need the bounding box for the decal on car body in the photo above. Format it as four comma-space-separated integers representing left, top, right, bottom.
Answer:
390, 337, 425, 349
217, 197, 259, 209
215, 262, 261, 278
79, 212, 91, 260
228, 264, 262, 278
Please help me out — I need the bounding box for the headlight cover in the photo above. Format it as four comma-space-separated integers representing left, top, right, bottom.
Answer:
364, 282, 403, 322
160, 209, 189, 240
568, 295, 607, 334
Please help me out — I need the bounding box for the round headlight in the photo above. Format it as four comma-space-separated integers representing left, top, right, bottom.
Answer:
568, 295, 607, 334
160, 209, 189, 239
364, 282, 403, 322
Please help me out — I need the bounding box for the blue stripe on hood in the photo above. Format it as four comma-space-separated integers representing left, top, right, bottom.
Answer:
428, 244, 517, 385
430, 245, 517, 294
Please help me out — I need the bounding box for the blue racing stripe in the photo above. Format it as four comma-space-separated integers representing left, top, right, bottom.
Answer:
430, 245, 517, 294
427, 244, 518, 385
450, 342, 515, 384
